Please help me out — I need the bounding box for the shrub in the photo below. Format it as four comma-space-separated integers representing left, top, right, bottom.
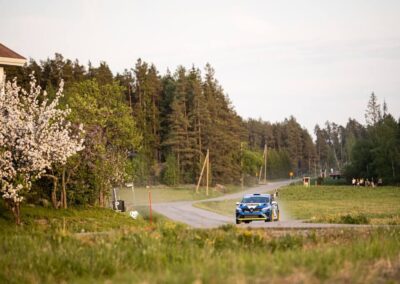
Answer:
339, 214, 369, 224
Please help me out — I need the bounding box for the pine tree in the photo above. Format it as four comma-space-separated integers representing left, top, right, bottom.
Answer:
163, 67, 196, 183
365, 92, 382, 126
314, 124, 329, 173
202, 64, 244, 183
131, 59, 162, 183
187, 67, 210, 178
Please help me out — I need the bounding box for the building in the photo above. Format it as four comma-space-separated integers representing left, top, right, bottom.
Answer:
0, 43, 27, 89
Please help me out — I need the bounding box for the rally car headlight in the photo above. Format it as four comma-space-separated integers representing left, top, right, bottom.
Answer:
236, 207, 242, 212
262, 206, 271, 212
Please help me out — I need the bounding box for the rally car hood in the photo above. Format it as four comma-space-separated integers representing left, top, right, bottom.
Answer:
239, 203, 268, 209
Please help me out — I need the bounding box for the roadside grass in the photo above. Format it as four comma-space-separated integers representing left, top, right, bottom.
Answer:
1, 201, 400, 283
118, 184, 244, 207
0, 203, 147, 234
279, 184, 400, 225
194, 184, 400, 225
194, 198, 239, 217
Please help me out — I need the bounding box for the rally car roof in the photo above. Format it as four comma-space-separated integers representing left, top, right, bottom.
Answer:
243, 193, 271, 198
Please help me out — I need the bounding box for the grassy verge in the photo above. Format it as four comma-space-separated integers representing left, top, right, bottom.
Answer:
193, 184, 400, 225
279, 184, 400, 224
118, 184, 244, 207
194, 198, 238, 217
1, 202, 400, 283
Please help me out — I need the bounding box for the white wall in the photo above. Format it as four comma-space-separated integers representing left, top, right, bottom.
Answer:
0, 67, 4, 92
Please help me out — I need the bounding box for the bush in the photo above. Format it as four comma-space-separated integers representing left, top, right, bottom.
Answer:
339, 214, 370, 224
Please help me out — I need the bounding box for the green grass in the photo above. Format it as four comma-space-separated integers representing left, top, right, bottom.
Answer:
194, 184, 400, 225
118, 184, 244, 207
194, 198, 239, 217
279, 184, 400, 224
1, 203, 400, 283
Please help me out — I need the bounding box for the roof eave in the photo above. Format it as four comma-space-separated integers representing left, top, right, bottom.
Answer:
0, 57, 27, 67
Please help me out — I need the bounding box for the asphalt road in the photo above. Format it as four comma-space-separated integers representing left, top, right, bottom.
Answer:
152, 179, 358, 229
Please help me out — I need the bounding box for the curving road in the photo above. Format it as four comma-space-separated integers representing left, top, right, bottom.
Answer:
153, 180, 358, 229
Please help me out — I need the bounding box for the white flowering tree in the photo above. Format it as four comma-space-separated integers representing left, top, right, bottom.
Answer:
0, 75, 84, 224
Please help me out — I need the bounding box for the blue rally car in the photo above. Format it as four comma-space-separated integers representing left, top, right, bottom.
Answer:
235, 193, 279, 224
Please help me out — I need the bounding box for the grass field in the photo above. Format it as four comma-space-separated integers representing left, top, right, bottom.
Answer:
118, 184, 243, 207
195, 184, 400, 225
194, 198, 240, 217
279, 184, 400, 224
1, 202, 400, 283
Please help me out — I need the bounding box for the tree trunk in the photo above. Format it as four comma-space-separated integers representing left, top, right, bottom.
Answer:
51, 178, 59, 209
6, 200, 21, 225
99, 186, 104, 207
391, 157, 395, 178
13, 202, 21, 225
43, 174, 59, 209
61, 168, 67, 209
128, 84, 132, 110
177, 151, 180, 184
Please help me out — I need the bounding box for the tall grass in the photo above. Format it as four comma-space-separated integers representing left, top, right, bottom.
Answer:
280, 185, 400, 224
1, 203, 400, 283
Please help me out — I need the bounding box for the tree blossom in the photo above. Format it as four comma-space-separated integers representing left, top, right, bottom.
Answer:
0, 74, 84, 223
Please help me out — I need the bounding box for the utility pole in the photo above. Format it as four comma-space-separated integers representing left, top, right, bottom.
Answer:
240, 142, 244, 189
264, 143, 267, 184
148, 188, 152, 226
258, 143, 268, 184
206, 149, 209, 196
196, 149, 210, 195
314, 159, 317, 177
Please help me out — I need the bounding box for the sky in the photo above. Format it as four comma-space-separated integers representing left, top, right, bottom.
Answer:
1, 0, 399, 134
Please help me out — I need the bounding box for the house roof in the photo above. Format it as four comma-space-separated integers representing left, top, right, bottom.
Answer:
0, 43, 26, 66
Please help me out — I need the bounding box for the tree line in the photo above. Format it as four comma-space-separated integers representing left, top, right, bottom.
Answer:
314, 93, 400, 184
3, 54, 399, 211
264, 94, 400, 185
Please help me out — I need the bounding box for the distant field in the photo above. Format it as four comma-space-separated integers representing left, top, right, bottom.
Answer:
118, 184, 243, 206
1, 203, 400, 283
279, 185, 400, 224
194, 198, 239, 217
195, 184, 400, 225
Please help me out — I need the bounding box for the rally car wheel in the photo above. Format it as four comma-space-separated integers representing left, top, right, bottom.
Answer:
244, 220, 251, 224
270, 212, 274, 222
236, 219, 241, 225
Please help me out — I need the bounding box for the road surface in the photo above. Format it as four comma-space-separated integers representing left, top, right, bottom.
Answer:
152, 180, 361, 229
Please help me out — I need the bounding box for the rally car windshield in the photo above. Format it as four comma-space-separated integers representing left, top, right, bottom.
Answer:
241, 196, 269, 204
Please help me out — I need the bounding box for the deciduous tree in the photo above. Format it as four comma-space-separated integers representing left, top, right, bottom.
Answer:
0, 75, 84, 224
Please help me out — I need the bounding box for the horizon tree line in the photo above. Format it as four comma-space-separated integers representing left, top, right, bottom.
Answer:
2, 53, 399, 209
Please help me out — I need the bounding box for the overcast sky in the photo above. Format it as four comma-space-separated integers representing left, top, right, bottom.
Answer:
1, 0, 399, 134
